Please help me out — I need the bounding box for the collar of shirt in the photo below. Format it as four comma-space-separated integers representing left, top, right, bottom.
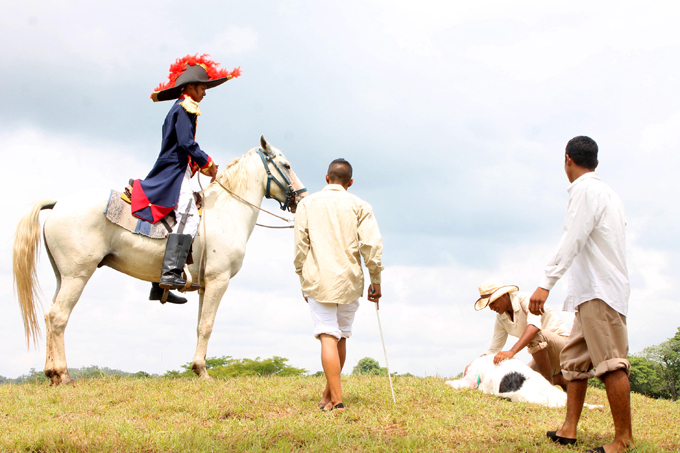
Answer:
323, 184, 347, 192
567, 171, 599, 193
179, 95, 201, 116
499, 294, 521, 323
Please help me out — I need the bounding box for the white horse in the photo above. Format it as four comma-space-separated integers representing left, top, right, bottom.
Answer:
13, 136, 306, 385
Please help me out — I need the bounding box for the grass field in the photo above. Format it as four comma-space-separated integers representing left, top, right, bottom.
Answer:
1, 376, 678, 452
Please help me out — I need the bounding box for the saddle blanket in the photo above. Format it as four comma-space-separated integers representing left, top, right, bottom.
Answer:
104, 190, 176, 239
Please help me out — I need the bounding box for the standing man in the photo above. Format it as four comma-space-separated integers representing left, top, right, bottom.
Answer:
530, 136, 633, 453
132, 54, 240, 304
474, 280, 571, 390
294, 158, 384, 412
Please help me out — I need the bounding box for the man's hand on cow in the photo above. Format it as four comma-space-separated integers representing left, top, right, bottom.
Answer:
493, 351, 515, 365
529, 287, 549, 315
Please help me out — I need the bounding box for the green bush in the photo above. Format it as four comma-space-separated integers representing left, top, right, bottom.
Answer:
163, 356, 307, 378
352, 357, 388, 376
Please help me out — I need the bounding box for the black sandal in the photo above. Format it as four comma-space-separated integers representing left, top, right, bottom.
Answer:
321, 402, 345, 412
547, 431, 577, 445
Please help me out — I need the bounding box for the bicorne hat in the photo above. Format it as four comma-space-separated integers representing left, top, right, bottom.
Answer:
150, 54, 241, 102
474, 280, 519, 311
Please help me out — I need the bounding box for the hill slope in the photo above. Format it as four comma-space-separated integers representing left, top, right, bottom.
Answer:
1, 376, 678, 452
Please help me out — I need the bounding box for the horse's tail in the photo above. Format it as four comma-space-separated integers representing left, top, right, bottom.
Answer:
13, 200, 57, 348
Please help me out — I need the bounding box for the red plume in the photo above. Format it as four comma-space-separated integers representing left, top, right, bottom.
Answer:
153, 54, 241, 92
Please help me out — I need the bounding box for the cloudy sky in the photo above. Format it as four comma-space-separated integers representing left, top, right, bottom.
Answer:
1, 0, 679, 380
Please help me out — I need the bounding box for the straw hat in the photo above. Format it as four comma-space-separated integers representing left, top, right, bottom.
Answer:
474, 280, 519, 311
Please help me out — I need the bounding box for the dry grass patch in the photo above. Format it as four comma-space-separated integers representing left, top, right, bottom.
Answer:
0, 375, 678, 452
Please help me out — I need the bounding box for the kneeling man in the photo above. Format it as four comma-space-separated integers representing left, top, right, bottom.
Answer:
294, 158, 384, 411
475, 280, 570, 389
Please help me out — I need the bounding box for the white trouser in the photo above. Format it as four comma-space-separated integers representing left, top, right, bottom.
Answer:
172, 165, 200, 238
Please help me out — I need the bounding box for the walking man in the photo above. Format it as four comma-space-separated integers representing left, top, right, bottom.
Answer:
530, 136, 634, 453
294, 158, 384, 411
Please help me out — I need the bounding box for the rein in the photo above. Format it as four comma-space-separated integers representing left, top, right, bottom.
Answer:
211, 148, 306, 228
196, 150, 302, 286
215, 179, 293, 225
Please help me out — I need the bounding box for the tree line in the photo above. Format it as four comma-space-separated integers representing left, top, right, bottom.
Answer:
622, 327, 679, 400
2, 328, 678, 402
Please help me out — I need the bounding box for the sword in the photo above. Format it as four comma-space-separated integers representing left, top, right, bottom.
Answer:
176, 200, 194, 234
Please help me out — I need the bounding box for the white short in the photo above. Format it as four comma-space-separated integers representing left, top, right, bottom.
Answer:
307, 295, 360, 340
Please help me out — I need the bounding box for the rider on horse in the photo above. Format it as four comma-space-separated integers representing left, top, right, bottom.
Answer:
132, 54, 241, 304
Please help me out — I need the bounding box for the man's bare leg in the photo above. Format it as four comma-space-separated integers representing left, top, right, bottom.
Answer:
320, 337, 346, 408
319, 335, 345, 409
531, 348, 554, 383
556, 378, 588, 439
599, 369, 634, 452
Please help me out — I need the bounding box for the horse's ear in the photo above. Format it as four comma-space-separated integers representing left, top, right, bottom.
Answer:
260, 135, 272, 155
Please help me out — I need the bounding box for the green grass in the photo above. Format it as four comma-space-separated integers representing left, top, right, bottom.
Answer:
1, 376, 678, 452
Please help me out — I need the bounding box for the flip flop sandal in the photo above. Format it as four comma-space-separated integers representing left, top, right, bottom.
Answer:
547, 431, 577, 445
321, 403, 345, 412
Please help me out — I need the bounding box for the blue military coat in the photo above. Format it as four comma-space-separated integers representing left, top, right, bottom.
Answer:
132, 96, 213, 224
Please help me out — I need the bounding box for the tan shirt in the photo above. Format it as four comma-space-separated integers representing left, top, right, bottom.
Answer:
294, 184, 384, 304
485, 292, 570, 355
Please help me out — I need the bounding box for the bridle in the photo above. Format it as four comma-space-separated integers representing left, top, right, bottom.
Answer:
198, 149, 306, 285
256, 148, 307, 211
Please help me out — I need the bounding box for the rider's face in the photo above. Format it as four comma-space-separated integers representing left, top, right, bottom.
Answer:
184, 84, 207, 103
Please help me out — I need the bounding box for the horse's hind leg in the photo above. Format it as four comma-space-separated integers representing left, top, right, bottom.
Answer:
43, 238, 61, 383
44, 271, 96, 385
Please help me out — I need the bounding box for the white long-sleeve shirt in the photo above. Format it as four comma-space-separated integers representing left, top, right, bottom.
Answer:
294, 184, 384, 304
540, 172, 629, 316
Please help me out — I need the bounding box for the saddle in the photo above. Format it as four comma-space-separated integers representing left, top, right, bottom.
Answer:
104, 181, 203, 269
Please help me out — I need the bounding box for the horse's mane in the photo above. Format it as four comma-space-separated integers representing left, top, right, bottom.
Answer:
214, 149, 257, 195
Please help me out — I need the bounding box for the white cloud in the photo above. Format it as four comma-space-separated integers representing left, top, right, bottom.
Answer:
640, 111, 680, 154
2, 1, 680, 382
207, 27, 258, 56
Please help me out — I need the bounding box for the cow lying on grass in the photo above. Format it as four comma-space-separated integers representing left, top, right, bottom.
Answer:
446, 355, 601, 409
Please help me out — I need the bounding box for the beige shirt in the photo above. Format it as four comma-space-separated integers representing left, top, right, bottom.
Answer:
485, 292, 570, 355
294, 184, 384, 304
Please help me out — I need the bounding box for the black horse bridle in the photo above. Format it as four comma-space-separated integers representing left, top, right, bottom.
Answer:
256, 148, 307, 211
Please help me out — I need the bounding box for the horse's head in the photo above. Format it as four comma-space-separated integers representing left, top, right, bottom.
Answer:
257, 135, 308, 213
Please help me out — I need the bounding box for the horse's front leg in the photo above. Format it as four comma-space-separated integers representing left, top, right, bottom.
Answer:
192, 276, 230, 379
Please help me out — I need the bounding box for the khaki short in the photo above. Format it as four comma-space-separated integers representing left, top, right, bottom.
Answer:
560, 299, 630, 381
527, 330, 569, 377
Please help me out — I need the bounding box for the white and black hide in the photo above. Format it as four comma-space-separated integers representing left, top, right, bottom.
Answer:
446, 355, 600, 409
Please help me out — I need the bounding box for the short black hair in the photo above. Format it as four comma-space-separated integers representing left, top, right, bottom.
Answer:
327, 158, 353, 185
566, 136, 598, 170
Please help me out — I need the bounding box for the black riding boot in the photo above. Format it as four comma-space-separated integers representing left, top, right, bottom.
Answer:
159, 233, 193, 289
149, 282, 187, 304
